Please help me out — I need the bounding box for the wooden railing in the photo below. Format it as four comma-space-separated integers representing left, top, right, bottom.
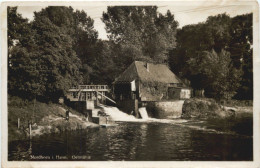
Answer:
70, 85, 109, 90
67, 85, 115, 103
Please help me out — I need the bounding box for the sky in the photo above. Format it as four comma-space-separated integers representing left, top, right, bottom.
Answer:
16, 1, 254, 40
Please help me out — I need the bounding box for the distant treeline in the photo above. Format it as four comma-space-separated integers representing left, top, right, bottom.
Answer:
8, 6, 252, 102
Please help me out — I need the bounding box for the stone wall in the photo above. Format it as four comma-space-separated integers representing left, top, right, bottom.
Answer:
146, 100, 185, 119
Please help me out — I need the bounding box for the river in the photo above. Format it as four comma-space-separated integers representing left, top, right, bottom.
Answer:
8, 107, 253, 161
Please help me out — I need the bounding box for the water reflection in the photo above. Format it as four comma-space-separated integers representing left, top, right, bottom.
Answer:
9, 120, 253, 161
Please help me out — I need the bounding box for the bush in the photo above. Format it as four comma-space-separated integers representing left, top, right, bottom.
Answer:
225, 99, 253, 107
182, 98, 226, 119
8, 96, 29, 107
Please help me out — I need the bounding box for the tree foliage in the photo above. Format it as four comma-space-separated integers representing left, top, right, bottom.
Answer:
102, 6, 178, 64
8, 6, 98, 101
8, 6, 253, 101
7, 7, 31, 48
169, 13, 252, 99
8, 7, 39, 99
187, 49, 241, 99
229, 14, 253, 99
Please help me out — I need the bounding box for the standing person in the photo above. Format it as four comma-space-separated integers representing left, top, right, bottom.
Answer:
66, 109, 70, 121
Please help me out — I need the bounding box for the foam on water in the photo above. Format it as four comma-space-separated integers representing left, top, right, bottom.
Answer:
100, 105, 140, 122
100, 105, 242, 136
176, 124, 238, 136
100, 104, 187, 124
139, 107, 149, 119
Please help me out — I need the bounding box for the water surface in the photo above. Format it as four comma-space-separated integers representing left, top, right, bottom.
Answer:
9, 118, 253, 161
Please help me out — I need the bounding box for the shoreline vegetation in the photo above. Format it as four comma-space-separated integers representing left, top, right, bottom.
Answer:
181, 98, 253, 136
8, 96, 98, 142
8, 96, 253, 142
181, 98, 253, 119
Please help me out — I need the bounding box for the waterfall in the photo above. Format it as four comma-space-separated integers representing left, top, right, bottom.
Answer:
100, 105, 151, 122
100, 105, 140, 122
139, 107, 149, 119
98, 105, 234, 135
99, 105, 188, 124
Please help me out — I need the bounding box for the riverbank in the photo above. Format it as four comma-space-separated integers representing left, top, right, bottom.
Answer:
181, 98, 253, 137
181, 98, 253, 119
8, 96, 98, 142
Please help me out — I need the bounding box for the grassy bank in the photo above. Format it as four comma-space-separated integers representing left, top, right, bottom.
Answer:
8, 96, 98, 142
181, 98, 253, 119
181, 98, 253, 136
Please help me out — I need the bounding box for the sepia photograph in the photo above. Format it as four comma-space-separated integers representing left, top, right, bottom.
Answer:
1, 0, 259, 167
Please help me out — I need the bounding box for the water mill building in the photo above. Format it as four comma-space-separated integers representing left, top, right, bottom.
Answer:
113, 61, 191, 118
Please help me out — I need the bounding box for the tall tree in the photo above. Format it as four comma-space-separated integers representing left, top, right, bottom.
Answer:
7, 7, 31, 48
169, 13, 243, 99
229, 13, 253, 99
32, 6, 98, 85
87, 40, 117, 84
102, 6, 178, 64
8, 7, 40, 99
187, 49, 241, 99
32, 9, 83, 101
8, 6, 100, 101
169, 23, 209, 76
205, 14, 231, 52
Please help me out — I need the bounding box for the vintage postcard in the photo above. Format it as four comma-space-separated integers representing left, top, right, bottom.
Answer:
1, 0, 260, 168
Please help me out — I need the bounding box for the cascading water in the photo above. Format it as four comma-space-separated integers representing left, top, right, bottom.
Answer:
99, 104, 185, 123
139, 107, 149, 119
99, 105, 235, 135
100, 105, 140, 122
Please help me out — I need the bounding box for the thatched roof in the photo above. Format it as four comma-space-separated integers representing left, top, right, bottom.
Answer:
114, 61, 183, 84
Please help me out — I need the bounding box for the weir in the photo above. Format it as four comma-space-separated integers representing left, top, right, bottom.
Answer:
139, 107, 149, 119
99, 105, 189, 125
99, 105, 154, 122
99, 105, 139, 122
